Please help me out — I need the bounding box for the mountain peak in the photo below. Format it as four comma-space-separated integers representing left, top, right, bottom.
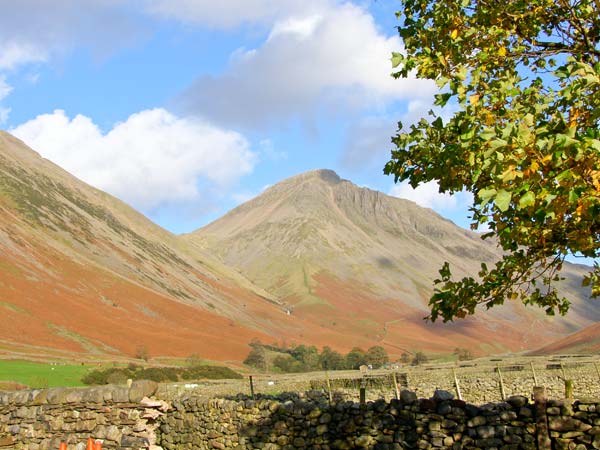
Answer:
289, 169, 342, 185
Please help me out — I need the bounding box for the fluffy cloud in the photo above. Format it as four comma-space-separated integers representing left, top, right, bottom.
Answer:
390, 181, 472, 212
11, 109, 256, 210
179, 2, 436, 128
0, 76, 13, 124
144, 0, 328, 29
0, 0, 142, 71
340, 116, 397, 171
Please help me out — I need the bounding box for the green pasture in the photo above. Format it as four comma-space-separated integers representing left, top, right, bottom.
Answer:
0, 360, 92, 388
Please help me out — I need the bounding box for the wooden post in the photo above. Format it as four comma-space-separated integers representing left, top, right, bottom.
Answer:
496, 366, 506, 401
534, 386, 552, 450
560, 363, 567, 381
392, 372, 400, 400
249, 375, 255, 399
565, 379, 574, 399
325, 371, 333, 404
530, 362, 538, 386
359, 387, 366, 405
594, 363, 600, 386
452, 368, 463, 401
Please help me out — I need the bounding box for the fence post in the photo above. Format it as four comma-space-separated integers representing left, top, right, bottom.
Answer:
325, 371, 333, 404
392, 372, 400, 400
359, 379, 366, 405
452, 368, 463, 401
565, 379, 574, 400
534, 386, 551, 450
530, 362, 538, 386
496, 365, 506, 401
249, 375, 255, 400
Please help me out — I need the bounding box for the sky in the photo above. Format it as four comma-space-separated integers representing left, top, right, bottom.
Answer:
0, 0, 474, 234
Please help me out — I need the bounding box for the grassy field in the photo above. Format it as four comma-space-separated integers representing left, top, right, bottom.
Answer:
0, 360, 93, 388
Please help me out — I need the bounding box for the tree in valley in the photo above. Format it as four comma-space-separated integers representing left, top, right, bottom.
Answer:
400, 352, 411, 364
366, 345, 390, 368
345, 347, 368, 369
243, 346, 266, 371
386, 0, 600, 321
319, 346, 345, 370
411, 351, 428, 366
454, 347, 474, 361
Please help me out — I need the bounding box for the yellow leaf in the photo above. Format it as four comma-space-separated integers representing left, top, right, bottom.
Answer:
498, 46, 507, 57
569, 108, 580, 128
469, 94, 480, 106
530, 161, 539, 172
451, 29, 458, 40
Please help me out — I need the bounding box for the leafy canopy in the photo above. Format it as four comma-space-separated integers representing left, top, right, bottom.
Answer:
385, 0, 600, 321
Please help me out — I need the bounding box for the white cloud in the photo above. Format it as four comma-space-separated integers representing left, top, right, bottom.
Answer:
0, 41, 47, 71
0, 76, 12, 101
341, 116, 397, 171
390, 181, 472, 211
259, 139, 287, 161
180, 2, 436, 128
0, 76, 13, 124
11, 109, 257, 211
144, 0, 329, 29
0, 1, 142, 72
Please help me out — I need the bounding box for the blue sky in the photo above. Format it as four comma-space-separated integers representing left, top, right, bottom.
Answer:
0, 0, 473, 234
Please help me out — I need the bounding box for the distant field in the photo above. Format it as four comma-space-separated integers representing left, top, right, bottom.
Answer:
0, 360, 92, 388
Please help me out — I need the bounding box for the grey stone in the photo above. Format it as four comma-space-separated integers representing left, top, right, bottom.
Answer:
129, 380, 158, 403
432, 390, 454, 402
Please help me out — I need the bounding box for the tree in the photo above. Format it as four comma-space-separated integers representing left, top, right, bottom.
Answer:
134, 345, 149, 362
243, 347, 266, 371
319, 346, 345, 370
411, 351, 428, 366
366, 345, 389, 368
454, 347, 474, 361
400, 352, 411, 364
345, 347, 368, 369
386, 0, 600, 322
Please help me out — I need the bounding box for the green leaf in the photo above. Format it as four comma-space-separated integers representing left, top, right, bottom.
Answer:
494, 190, 512, 212
518, 191, 535, 209
478, 188, 496, 203
391, 52, 403, 68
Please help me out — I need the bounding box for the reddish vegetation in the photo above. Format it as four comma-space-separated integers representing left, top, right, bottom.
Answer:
294, 273, 573, 357
0, 241, 272, 362
532, 322, 600, 355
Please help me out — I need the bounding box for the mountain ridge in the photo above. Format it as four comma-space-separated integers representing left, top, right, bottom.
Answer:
188, 166, 597, 354
0, 131, 596, 361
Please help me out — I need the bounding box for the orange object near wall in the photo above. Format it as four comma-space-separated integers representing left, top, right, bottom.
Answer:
86, 437, 94, 450
94, 440, 103, 450
59, 443, 67, 450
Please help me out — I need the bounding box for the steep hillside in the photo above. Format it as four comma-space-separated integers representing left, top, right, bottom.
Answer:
0, 131, 290, 361
2, 131, 595, 362
532, 321, 600, 355
187, 169, 597, 355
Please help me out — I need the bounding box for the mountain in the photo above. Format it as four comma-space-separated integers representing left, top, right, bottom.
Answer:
187, 169, 598, 355
1, 131, 596, 362
531, 322, 600, 355
0, 131, 294, 362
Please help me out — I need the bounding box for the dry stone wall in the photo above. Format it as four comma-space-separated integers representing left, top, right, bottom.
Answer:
0, 381, 167, 450
3, 383, 600, 449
